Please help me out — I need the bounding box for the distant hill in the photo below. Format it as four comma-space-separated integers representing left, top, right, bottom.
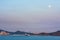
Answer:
0, 29, 60, 36
49, 31, 60, 36
0, 29, 34, 35
38, 31, 60, 36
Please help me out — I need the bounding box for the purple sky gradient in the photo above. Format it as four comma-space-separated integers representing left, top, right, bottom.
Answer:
0, 0, 60, 33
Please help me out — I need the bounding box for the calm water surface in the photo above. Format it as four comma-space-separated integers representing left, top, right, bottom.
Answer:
0, 36, 60, 40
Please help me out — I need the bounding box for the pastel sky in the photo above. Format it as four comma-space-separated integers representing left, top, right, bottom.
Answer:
0, 0, 60, 33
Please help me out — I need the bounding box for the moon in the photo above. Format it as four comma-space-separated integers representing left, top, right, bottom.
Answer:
48, 5, 52, 8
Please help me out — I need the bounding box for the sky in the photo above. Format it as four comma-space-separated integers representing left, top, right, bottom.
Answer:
0, 0, 60, 33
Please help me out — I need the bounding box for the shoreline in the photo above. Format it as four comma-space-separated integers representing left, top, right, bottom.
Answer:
0, 35, 60, 36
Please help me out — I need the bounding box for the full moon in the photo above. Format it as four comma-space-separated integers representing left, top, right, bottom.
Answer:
48, 5, 52, 8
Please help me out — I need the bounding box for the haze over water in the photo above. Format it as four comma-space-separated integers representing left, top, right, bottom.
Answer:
0, 0, 60, 33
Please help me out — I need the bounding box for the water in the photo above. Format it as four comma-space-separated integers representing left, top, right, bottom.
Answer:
0, 36, 60, 40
